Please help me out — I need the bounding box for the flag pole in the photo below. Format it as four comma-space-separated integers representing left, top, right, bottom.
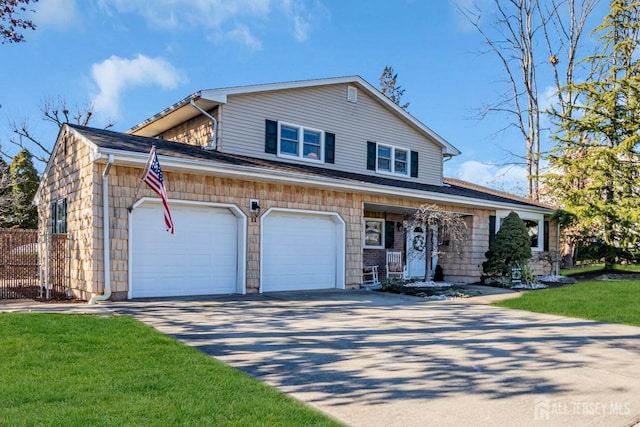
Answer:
128, 145, 156, 213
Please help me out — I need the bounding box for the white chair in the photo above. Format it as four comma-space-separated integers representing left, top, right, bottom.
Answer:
386, 251, 404, 280
362, 265, 380, 286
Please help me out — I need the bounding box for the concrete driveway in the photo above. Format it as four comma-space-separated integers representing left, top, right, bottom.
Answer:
109, 290, 640, 427
6, 290, 634, 427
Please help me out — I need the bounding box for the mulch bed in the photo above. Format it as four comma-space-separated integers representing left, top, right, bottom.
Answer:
377, 282, 480, 298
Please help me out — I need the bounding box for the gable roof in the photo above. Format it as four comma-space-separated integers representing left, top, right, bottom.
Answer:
126, 76, 461, 157
55, 124, 551, 213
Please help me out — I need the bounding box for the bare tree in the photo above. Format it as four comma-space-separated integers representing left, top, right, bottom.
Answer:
541, 0, 600, 120
380, 66, 410, 110
458, 0, 600, 200
4, 97, 113, 164
404, 204, 468, 282
0, 157, 14, 226
0, 0, 38, 44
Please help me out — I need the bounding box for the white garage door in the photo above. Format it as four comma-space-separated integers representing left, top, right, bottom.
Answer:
262, 210, 344, 292
131, 203, 239, 298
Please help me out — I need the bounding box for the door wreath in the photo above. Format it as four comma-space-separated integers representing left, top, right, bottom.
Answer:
412, 234, 426, 252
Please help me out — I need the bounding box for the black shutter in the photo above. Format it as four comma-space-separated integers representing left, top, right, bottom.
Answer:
489, 215, 496, 245
265, 120, 278, 154
51, 201, 57, 234
385, 221, 395, 249
544, 220, 550, 251
325, 132, 335, 164
367, 141, 376, 170
410, 151, 419, 177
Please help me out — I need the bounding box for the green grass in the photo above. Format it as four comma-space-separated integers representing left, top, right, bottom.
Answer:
561, 263, 640, 276
0, 313, 343, 427
493, 280, 640, 327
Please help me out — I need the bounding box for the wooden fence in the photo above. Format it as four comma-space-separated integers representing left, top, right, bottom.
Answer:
0, 229, 69, 300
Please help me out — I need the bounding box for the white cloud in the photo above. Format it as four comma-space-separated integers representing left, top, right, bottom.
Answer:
34, 0, 79, 30
98, 0, 270, 28
455, 160, 528, 195
281, 0, 329, 42
90, 54, 186, 119
293, 15, 311, 42
227, 25, 263, 51
539, 85, 559, 113
98, 0, 325, 47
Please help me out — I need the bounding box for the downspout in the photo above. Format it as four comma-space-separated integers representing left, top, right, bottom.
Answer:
89, 154, 114, 304
190, 98, 218, 150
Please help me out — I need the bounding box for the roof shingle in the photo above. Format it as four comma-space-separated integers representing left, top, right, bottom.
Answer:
69, 124, 551, 210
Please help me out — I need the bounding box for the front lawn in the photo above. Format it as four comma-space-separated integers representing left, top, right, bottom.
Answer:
562, 263, 640, 277
0, 313, 342, 427
493, 279, 640, 327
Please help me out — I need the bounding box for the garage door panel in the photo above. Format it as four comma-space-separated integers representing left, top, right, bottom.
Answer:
131, 203, 238, 298
262, 211, 341, 292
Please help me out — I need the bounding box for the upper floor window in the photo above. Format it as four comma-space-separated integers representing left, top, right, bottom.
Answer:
279, 122, 324, 162
266, 119, 335, 164
376, 144, 409, 176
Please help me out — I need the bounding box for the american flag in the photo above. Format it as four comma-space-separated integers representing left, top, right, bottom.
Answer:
143, 146, 175, 234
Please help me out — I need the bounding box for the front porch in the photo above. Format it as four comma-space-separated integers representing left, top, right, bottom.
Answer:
362, 203, 456, 284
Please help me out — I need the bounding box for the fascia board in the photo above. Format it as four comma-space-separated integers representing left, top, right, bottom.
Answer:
169, 76, 462, 157
34, 124, 101, 205
94, 147, 552, 214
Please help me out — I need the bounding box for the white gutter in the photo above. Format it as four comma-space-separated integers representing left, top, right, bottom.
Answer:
89, 154, 114, 304
190, 98, 218, 150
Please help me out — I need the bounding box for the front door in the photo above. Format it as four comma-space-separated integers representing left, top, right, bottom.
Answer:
406, 226, 426, 278
406, 225, 439, 280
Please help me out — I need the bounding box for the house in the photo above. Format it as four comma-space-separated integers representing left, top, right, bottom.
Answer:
34, 76, 557, 301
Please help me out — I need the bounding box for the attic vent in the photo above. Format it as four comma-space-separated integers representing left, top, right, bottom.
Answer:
347, 86, 357, 103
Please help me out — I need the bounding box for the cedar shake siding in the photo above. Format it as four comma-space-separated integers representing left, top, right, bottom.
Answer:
36, 131, 101, 301
36, 78, 557, 301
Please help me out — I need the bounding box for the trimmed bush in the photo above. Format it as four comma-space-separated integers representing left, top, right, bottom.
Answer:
483, 211, 532, 278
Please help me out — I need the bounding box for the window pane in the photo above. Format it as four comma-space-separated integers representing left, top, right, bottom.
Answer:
378, 146, 391, 159
303, 144, 321, 159
394, 149, 408, 174
303, 130, 320, 145
281, 126, 298, 140
281, 140, 298, 155
525, 220, 539, 248
303, 130, 321, 159
378, 158, 391, 171
377, 146, 391, 171
57, 199, 67, 234
365, 220, 383, 247
280, 125, 299, 155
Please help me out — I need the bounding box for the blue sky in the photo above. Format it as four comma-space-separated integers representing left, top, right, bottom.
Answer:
0, 0, 609, 193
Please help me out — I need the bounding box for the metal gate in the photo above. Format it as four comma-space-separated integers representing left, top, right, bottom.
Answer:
0, 229, 69, 300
